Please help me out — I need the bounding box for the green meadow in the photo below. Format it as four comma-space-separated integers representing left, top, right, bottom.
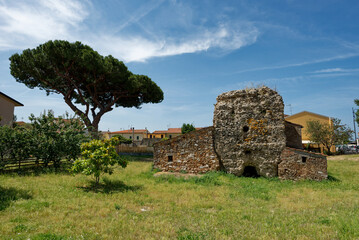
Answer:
0, 155, 358, 240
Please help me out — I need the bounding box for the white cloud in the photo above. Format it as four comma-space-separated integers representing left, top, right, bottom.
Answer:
92, 22, 259, 62
0, 0, 259, 62
0, 0, 88, 50
229, 53, 359, 75
312, 68, 359, 74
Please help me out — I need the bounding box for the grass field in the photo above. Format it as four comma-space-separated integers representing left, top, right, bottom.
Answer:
1, 155, 359, 239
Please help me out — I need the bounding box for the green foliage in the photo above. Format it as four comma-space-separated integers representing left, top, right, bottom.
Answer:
0, 110, 87, 170
181, 123, 196, 134
111, 134, 132, 144
0, 125, 33, 169
0, 125, 13, 162
306, 118, 353, 155
9, 40, 164, 136
29, 110, 87, 167
72, 137, 127, 183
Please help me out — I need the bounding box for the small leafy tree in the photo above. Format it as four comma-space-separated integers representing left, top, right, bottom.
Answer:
181, 123, 196, 134
72, 137, 127, 184
30, 110, 86, 168
7, 127, 33, 169
306, 118, 353, 155
0, 126, 12, 161
0, 126, 13, 170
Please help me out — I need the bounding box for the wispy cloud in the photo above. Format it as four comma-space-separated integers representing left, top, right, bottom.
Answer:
114, 0, 165, 34
0, 0, 259, 62
230, 53, 359, 75
93, 22, 259, 62
312, 68, 359, 74
0, 0, 88, 50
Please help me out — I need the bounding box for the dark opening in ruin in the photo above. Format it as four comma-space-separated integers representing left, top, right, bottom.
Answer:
242, 166, 259, 178
302, 156, 307, 163
168, 155, 173, 162
245, 150, 251, 155
243, 126, 249, 132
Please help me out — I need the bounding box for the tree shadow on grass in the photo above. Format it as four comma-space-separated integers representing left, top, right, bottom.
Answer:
0, 186, 32, 211
78, 178, 143, 194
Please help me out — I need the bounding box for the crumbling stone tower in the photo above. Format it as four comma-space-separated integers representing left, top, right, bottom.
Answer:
213, 87, 286, 177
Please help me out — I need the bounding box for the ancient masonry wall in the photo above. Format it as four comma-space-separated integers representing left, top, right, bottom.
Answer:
213, 87, 286, 177
284, 121, 303, 149
153, 127, 220, 173
153, 86, 327, 181
278, 148, 328, 180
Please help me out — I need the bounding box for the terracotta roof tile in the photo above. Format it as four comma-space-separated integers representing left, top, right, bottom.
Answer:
110, 129, 148, 134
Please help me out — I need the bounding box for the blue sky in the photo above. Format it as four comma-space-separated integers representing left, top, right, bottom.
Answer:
0, 0, 358, 135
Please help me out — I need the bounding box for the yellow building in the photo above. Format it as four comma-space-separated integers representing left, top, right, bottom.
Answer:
149, 128, 182, 139
285, 111, 335, 153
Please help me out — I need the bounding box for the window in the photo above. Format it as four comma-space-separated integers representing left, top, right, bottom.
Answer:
169, 135, 172, 139
168, 155, 173, 162
161, 135, 164, 138
136, 136, 139, 140
129, 136, 132, 139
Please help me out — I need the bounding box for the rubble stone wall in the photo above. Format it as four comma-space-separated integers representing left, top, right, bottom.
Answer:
285, 121, 303, 149
153, 127, 220, 173
278, 148, 327, 180
213, 87, 286, 177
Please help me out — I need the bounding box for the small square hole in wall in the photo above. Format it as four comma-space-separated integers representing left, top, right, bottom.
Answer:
168, 155, 173, 162
302, 156, 307, 163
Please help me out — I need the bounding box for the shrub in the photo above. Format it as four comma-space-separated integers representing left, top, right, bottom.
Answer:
72, 137, 127, 184
29, 110, 87, 168
181, 123, 196, 134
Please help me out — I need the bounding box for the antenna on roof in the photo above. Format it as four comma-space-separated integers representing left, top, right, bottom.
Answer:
286, 104, 292, 115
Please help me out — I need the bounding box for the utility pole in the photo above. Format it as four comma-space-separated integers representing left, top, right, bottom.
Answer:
352, 108, 358, 153
132, 127, 135, 147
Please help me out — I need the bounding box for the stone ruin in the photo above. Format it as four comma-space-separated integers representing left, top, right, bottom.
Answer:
153, 87, 327, 181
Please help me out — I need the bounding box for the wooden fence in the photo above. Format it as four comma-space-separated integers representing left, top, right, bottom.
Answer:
116, 146, 154, 154
0, 158, 70, 171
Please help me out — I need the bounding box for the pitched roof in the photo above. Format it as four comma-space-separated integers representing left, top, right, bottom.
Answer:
110, 129, 148, 134
285, 120, 303, 128
0, 92, 24, 106
152, 130, 168, 134
285, 111, 330, 120
152, 127, 204, 134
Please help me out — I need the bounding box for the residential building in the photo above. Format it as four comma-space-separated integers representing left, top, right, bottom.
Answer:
0, 92, 23, 126
149, 128, 182, 139
285, 111, 335, 153
108, 129, 149, 141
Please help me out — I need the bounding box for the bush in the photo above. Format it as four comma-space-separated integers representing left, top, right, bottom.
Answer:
0, 110, 87, 170
72, 137, 127, 184
29, 110, 87, 168
111, 134, 132, 144
181, 123, 196, 134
